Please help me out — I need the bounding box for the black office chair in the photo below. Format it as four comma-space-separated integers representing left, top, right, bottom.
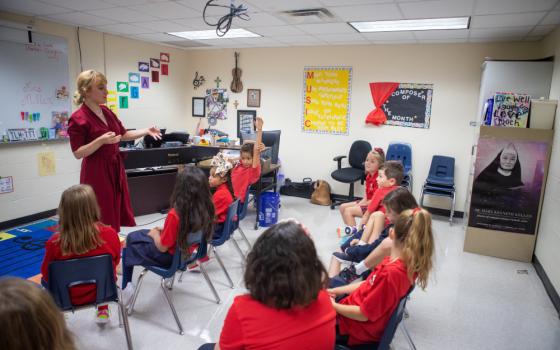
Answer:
331, 140, 372, 209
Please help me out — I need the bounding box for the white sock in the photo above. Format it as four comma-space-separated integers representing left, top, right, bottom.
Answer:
358, 240, 366, 246
354, 261, 368, 275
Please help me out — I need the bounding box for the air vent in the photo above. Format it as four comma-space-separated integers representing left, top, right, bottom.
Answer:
280, 8, 334, 24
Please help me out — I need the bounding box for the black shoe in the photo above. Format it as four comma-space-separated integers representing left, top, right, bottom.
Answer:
333, 251, 354, 264
338, 265, 360, 284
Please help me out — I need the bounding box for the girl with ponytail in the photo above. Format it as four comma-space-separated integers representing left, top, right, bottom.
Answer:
329, 207, 435, 347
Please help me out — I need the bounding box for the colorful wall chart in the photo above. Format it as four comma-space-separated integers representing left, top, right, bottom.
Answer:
302, 67, 352, 135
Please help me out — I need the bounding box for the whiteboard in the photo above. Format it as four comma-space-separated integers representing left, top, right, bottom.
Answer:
0, 30, 71, 142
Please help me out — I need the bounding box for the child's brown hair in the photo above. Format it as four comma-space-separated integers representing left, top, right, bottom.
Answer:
380, 160, 404, 185
57, 184, 103, 255
382, 187, 417, 214
0, 278, 76, 350
393, 208, 434, 290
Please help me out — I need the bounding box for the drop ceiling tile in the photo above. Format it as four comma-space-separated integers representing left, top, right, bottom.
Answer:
132, 1, 196, 20
470, 26, 533, 39
361, 31, 416, 41
413, 29, 469, 40
242, 0, 324, 12
274, 35, 326, 44
398, 0, 474, 19
541, 10, 560, 25
251, 25, 306, 36
131, 20, 188, 33
295, 22, 356, 34
194, 38, 244, 47
323, 0, 394, 6
419, 38, 468, 43
39, 0, 116, 11
316, 33, 369, 43
45, 11, 114, 26
370, 39, 418, 44
471, 12, 546, 28
102, 0, 168, 5
240, 12, 287, 27
468, 37, 523, 43
173, 16, 221, 30
92, 23, 152, 35
474, 0, 557, 15
328, 3, 403, 22
86, 7, 157, 23
0, 0, 72, 16
234, 36, 281, 45
530, 24, 557, 36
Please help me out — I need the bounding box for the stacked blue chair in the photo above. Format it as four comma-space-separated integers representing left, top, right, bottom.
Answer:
386, 142, 413, 191
46, 254, 133, 349
232, 186, 252, 254
420, 155, 455, 224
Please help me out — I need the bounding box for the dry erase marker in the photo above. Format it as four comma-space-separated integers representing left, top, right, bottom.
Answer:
21, 112, 24, 120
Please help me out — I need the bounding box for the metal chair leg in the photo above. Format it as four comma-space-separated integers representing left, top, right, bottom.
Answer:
419, 188, 425, 207
178, 271, 185, 283
450, 192, 456, 226
165, 274, 176, 290
231, 237, 246, 261
200, 263, 221, 304
160, 279, 184, 335
213, 246, 234, 288
128, 269, 148, 315
118, 300, 134, 350
400, 321, 417, 350
237, 226, 252, 250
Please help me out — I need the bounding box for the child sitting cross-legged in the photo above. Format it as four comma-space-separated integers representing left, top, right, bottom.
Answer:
328, 187, 418, 283
41, 184, 121, 324
337, 148, 385, 236
337, 161, 404, 254
329, 208, 435, 347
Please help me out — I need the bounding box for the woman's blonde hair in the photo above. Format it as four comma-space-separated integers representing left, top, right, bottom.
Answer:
57, 184, 103, 255
393, 208, 434, 290
73, 70, 107, 105
0, 278, 76, 350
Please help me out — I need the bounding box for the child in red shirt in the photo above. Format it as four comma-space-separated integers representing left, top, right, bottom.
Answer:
349, 161, 404, 246
209, 152, 235, 237
120, 167, 215, 302
41, 184, 121, 324
197, 220, 336, 350
338, 148, 384, 235
329, 208, 435, 347
231, 117, 264, 203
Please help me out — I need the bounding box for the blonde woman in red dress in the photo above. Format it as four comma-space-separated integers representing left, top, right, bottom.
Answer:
68, 70, 161, 232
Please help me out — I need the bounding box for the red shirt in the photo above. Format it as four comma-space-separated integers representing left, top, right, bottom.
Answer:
232, 163, 261, 202
338, 257, 412, 345
41, 224, 121, 306
159, 208, 181, 255
366, 185, 399, 214
219, 290, 336, 350
213, 183, 233, 223
68, 104, 136, 232
365, 171, 379, 200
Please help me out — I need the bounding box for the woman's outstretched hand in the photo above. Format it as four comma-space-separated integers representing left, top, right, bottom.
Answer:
146, 126, 162, 140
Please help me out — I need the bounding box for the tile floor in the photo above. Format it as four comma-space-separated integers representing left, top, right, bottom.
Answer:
64, 196, 560, 350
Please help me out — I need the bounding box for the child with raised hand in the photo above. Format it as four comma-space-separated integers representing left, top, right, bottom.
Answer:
0, 278, 76, 350
41, 184, 121, 324
232, 117, 264, 203
121, 167, 215, 300
328, 187, 418, 279
329, 208, 435, 347
338, 148, 385, 236
197, 220, 336, 350
209, 152, 235, 236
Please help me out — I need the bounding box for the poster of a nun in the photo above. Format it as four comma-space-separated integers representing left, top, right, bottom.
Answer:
468, 137, 548, 234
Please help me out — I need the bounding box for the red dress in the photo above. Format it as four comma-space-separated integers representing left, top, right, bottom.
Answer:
68, 104, 136, 232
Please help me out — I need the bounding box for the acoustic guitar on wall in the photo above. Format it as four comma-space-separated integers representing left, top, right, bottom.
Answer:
231, 51, 243, 93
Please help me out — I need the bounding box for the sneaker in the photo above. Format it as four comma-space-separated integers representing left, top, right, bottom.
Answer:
338, 265, 361, 284
333, 251, 354, 264
121, 282, 136, 307
337, 226, 357, 237
187, 255, 210, 271
95, 307, 110, 325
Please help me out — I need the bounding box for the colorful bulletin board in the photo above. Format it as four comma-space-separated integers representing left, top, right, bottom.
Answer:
302, 67, 352, 135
